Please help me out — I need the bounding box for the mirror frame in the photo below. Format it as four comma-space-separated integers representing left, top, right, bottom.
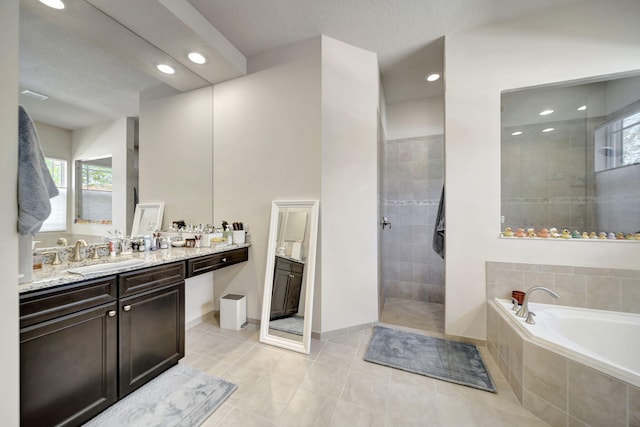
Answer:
259, 200, 319, 354
130, 203, 164, 237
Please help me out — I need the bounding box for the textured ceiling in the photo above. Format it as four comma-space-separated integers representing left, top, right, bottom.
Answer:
19, 0, 579, 130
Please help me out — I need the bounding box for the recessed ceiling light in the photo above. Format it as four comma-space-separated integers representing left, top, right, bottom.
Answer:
425, 73, 440, 82
539, 109, 554, 116
187, 52, 207, 65
511, 131, 523, 136
21, 89, 49, 101
156, 64, 175, 75
542, 127, 555, 133
577, 105, 587, 111
39, 0, 65, 9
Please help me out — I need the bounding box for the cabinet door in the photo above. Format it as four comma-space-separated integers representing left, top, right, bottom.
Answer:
270, 269, 291, 320
284, 272, 303, 316
119, 282, 185, 398
20, 302, 118, 427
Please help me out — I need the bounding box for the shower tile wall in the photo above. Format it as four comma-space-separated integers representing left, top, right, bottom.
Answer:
501, 118, 600, 232
382, 135, 444, 303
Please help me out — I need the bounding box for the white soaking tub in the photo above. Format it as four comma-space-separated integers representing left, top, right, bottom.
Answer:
493, 298, 640, 387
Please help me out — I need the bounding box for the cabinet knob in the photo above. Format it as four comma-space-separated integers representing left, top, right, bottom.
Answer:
123, 305, 131, 312
222, 258, 227, 262
289, 274, 295, 278
107, 310, 116, 317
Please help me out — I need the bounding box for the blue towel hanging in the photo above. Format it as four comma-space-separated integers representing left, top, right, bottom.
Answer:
18, 105, 59, 235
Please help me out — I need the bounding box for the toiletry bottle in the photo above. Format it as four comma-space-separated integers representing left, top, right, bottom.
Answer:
224, 226, 233, 245
144, 235, 152, 251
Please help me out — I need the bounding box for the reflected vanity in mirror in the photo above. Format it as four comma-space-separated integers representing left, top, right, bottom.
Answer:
131, 203, 164, 236
260, 200, 319, 354
501, 71, 640, 236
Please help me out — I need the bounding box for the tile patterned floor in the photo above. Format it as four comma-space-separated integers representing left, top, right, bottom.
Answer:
182, 307, 549, 426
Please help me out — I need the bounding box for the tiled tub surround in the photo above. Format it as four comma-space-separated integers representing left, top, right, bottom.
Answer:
382, 135, 444, 303
486, 261, 640, 426
486, 261, 640, 314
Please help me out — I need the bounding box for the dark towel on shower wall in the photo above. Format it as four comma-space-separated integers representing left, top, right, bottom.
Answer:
432, 186, 445, 259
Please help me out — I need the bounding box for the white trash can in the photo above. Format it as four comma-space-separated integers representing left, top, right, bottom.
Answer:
220, 294, 247, 330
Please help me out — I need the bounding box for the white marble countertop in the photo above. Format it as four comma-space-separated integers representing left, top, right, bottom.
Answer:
276, 254, 305, 265
20, 243, 251, 294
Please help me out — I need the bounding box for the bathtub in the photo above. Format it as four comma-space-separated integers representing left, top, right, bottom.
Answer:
492, 298, 640, 388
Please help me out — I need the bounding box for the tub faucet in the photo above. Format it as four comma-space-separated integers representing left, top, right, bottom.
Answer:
70, 239, 88, 262
515, 286, 560, 318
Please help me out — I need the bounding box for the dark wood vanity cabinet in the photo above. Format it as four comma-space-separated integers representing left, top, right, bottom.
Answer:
270, 256, 304, 320
118, 262, 185, 397
186, 246, 249, 277
20, 276, 118, 427
20, 262, 185, 427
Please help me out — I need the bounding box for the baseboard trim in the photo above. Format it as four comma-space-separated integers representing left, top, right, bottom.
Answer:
186, 310, 260, 329
316, 321, 376, 341
444, 333, 486, 347
185, 311, 215, 329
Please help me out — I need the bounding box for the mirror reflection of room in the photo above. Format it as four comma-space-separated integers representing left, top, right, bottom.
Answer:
269, 207, 310, 343
501, 72, 640, 237
260, 200, 319, 354
75, 157, 112, 225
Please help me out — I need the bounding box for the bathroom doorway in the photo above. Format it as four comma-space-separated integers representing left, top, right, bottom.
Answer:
379, 134, 445, 334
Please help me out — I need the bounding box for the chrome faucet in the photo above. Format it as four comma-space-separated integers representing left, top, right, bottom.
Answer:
70, 239, 88, 262
515, 286, 560, 318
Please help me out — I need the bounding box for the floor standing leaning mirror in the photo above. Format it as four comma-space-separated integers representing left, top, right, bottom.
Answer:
259, 200, 319, 354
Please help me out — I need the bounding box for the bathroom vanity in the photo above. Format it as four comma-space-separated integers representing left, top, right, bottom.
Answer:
19, 245, 248, 427
270, 255, 304, 320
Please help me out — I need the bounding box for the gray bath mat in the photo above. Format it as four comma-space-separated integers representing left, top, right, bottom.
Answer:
83, 364, 237, 426
269, 316, 304, 336
365, 326, 496, 393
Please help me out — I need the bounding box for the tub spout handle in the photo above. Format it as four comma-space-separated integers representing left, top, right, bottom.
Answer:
515, 286, 560, 318
525, 312, 536, 325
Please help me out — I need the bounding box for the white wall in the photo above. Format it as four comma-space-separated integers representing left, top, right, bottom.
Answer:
185, 273, 215, 325
1, 0, 20, 422
385, 96, 444, 140
139, 36, 381, 335
139, 86, 214, 230
213, 37, 321, 322
36, 121, 72, 160
71, 118, 133, 235
444, 0, 640, 340
320, 36, 379, 332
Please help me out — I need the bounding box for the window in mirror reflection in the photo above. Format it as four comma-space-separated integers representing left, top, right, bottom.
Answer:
75, 157, 112, 224
41, 157, 67, 232
501, 73, 640, 236
595, 109, 640, 171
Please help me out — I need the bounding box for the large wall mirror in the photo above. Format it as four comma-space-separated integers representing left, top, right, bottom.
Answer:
260, 200, 319, 354
501, 72, 640, 237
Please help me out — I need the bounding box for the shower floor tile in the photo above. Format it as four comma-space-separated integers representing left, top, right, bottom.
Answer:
380, 297, 444, 334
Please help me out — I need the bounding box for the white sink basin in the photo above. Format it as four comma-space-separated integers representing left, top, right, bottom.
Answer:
67, 259, 145, 276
